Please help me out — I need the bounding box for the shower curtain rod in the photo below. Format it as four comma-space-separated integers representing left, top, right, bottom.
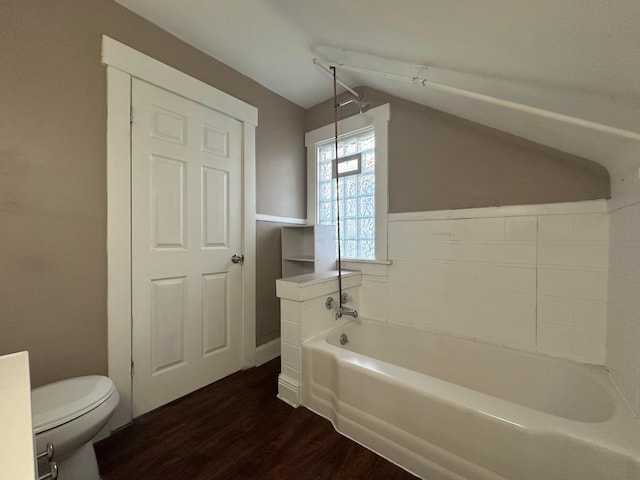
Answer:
314, 60, 361, 100
313, 57, 640, 141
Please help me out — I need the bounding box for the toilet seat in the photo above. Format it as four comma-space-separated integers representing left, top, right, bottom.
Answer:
32, 376, 117, 435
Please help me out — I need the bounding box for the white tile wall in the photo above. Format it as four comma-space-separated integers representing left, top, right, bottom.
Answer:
537, 213, 609, 363
278, 201, 640, 416
360, 277, 388, 321
279, 286, 359, 387
361, 209, 610, 364
607, 201, 640, 417
385, 215, 541, 351
280, 341, 301, 382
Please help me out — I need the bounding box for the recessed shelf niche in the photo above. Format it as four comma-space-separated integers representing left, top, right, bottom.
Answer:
281, 225, 336, 278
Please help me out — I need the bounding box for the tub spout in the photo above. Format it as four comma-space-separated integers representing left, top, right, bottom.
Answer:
336, 305, 358, 319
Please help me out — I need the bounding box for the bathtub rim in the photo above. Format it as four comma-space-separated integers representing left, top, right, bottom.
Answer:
326, 317, 615, 422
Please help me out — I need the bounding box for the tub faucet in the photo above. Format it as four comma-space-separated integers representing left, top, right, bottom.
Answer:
336, 305, 358, 319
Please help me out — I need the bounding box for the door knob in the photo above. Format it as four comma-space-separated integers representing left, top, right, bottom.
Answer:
231, 254, 245, 264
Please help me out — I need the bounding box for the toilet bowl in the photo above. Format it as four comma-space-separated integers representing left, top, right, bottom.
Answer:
32, 376, 119, 480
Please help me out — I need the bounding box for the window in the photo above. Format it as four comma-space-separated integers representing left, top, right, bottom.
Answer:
317, 129, 376, 259
305, 104, 389, 262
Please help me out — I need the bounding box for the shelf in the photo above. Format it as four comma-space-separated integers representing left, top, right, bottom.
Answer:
284, 255, 314, 263
281, 224, 336, 279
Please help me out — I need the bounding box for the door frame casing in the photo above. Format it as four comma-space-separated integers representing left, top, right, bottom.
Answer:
103, 36, 257, 429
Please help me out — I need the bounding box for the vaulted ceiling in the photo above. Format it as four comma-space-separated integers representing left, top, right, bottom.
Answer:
115, 0, 639, 174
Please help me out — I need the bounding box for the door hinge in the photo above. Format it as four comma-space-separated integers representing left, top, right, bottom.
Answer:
130, 360, 134, 377
130, 108, 134, 124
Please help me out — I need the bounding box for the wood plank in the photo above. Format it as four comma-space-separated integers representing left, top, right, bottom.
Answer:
95, 358, 417, 479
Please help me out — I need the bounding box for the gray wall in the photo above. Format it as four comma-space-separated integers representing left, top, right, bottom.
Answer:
0, 0, 305, 386
256, 221, 287, 346
305, 87, 610, 211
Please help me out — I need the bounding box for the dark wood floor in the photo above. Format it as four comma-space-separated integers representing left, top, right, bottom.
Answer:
95, 358, 417, 479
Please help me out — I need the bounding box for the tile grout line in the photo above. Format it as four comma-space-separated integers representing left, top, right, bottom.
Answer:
535, 215, 539, 351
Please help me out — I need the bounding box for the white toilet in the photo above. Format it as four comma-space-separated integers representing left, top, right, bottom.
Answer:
31, 376, 120, 480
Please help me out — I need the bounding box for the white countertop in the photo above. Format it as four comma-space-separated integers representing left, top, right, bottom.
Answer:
0, 351, 36, 479
277, 270, 359, 286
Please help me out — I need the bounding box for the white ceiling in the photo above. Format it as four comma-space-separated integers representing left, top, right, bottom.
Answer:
115, 0, 640, 173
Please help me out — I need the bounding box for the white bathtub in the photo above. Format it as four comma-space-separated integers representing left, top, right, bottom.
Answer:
301, 319, 640, 480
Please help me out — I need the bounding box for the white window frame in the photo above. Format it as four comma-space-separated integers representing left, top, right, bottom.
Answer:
305, 104, 390, 262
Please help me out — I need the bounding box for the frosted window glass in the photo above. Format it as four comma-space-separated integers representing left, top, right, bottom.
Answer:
319, 162, 332, 181
317, 129, 375, 259
345, 176, 357, 197
345, 240, 358, 258
359, 196, 374, 217
345, 198, 357, 218
362, 152, 375, 173
358, 174, 375, 196
360, 240, 375, 259
319, 200, 333, 224
345, 219, 357, 239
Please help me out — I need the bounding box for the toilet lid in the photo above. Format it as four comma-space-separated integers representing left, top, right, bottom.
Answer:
32, 375, 116, 434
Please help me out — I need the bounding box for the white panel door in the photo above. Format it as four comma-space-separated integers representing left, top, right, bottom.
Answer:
131, 79, 243, 416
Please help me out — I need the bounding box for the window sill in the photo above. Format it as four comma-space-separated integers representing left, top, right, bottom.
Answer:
339, 258, 391, 277
340, 258, 392, 265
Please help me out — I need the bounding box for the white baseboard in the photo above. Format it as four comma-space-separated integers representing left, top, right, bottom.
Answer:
277, 374, 300, 407
255, 337, 281, 366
